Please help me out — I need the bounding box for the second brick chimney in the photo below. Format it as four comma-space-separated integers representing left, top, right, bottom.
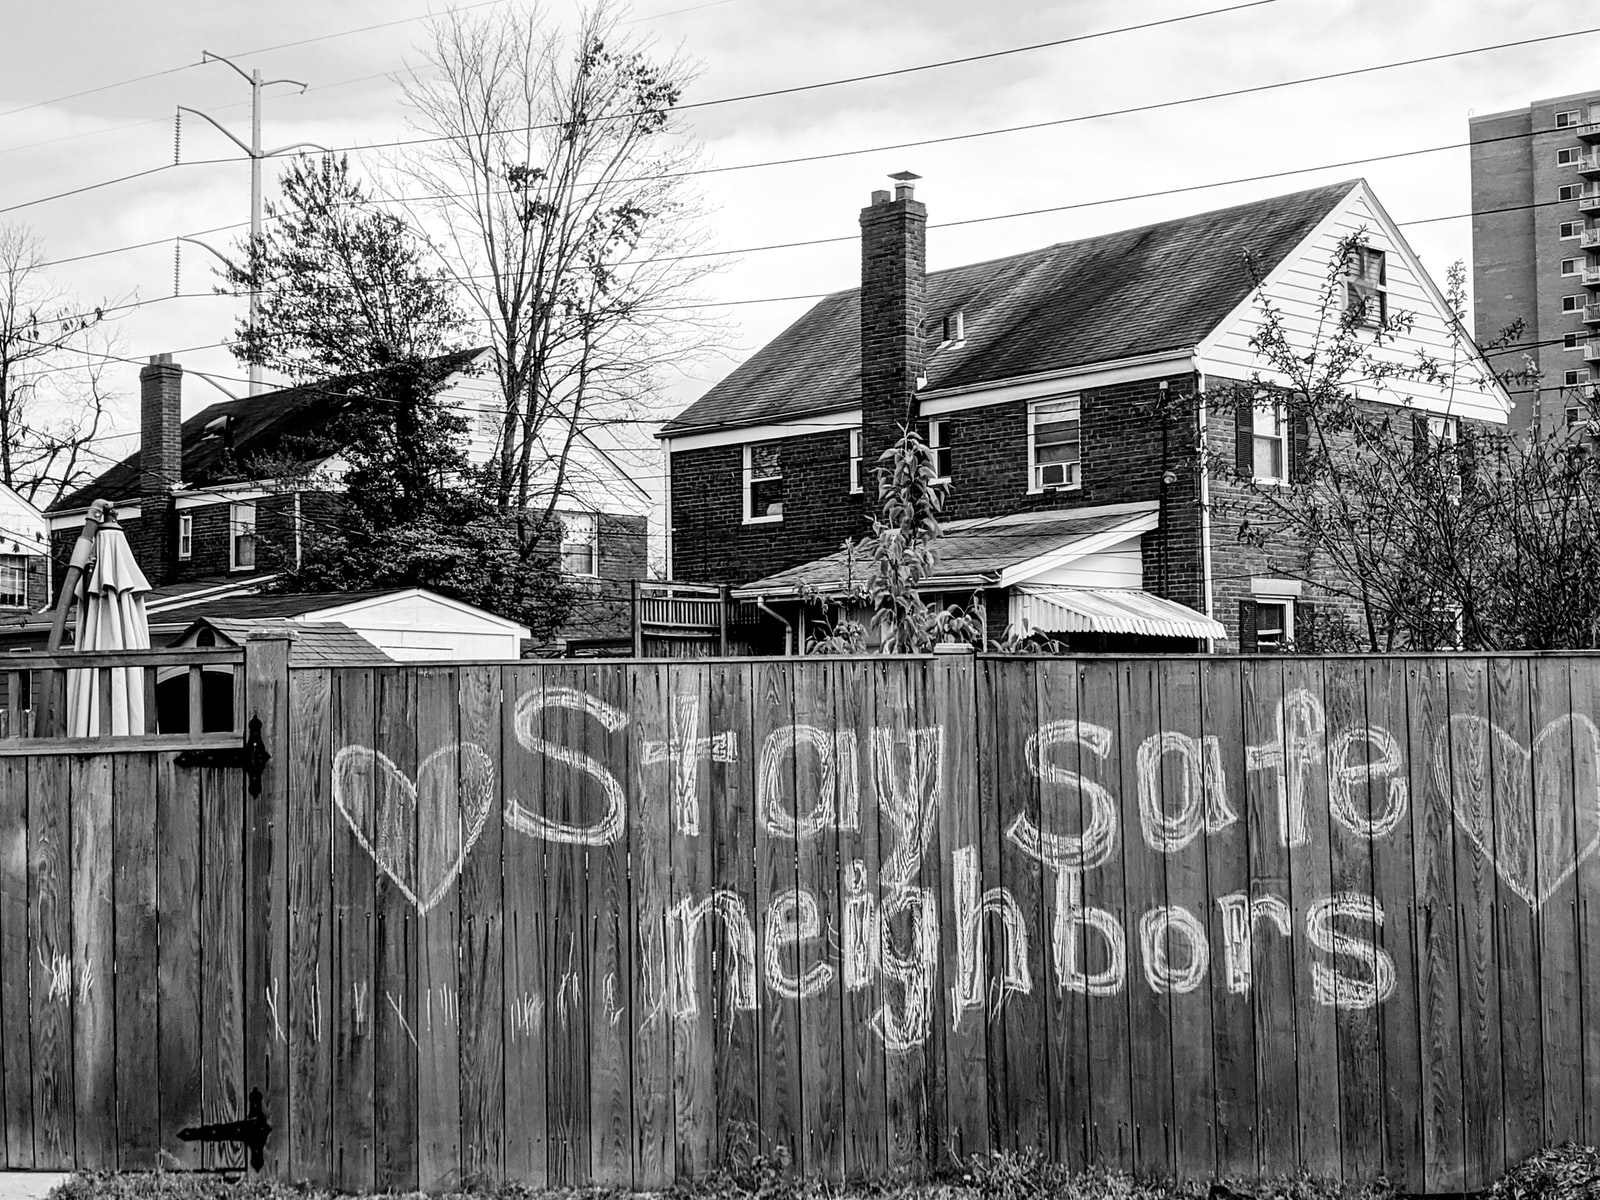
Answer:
859, 172, 927, 481
138, 353, 182, 585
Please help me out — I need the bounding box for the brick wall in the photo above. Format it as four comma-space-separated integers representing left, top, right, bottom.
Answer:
669, 371, 1206, 614
50, 493, 301, 594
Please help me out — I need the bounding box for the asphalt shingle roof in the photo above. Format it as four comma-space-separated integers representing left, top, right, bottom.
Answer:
195, 618, 392, 665
662, 181, 1356, 436
53, 348, 485, 512
158, 590, 398, 622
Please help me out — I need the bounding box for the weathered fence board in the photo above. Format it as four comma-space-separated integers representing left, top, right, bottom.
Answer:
7, 648, 1600, 1189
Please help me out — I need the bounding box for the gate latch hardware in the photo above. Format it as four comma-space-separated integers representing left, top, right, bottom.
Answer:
177, 1086, 272, 1169
175, 715, 271, 796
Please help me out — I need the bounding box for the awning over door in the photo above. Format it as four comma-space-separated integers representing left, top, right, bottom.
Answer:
1010, 586, 1226, 640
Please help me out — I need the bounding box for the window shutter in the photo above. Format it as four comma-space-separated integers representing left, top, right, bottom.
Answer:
1235, 396, 1254, 474
1238, 600, 1258, 653
1411, 414, 1429, 466
1290, 411, 1311, 483
1295, 600, 1318, 653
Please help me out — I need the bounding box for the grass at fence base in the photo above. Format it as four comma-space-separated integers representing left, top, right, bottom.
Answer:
44, 1146, 1600, 1200
45, 1150, 1401, 1200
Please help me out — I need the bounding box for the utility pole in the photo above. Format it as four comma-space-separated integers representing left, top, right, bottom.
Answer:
179, 51, 322, 396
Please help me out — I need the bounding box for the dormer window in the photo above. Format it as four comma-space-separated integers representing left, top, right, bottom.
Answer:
1345, 245, 1387, 328
230, 503, 256, 572
942, 310, 965, 344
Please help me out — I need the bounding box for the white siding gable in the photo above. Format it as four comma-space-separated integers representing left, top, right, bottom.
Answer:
1196, 181, 1511, 425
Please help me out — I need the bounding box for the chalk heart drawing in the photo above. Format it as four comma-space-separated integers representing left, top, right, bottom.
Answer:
332, 742, 496, 914
1434, 714, 1600, 912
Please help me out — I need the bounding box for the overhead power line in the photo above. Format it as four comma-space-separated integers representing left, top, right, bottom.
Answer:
25, 21, 1600, 272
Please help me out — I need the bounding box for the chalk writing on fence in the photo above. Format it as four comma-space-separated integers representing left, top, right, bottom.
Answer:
324, 680, 1595, 1049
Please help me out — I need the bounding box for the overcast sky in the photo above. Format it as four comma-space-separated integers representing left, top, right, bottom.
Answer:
0, 0, 1590, 464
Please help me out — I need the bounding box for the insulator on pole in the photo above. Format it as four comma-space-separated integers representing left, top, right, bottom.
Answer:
173, 240, 181, 298
173, 109, 181, 165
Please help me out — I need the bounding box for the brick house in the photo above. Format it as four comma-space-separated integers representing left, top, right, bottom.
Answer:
661, 176, 1509, 652
46, 349, 650, 652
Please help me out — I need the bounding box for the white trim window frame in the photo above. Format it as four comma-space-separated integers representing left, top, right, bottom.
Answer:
743, 441, 784, 524
0, 556, 25, 609
177, 512, 194, 560
1254, 596, 1293, 651
1561, 221, 1583, 239
1028, 395, 1082, 492
1252, 396, 1288, 483
1345, 245, 1387, 328
1560, 184, 1583, 202
848, 428, 863, 495
1565, 368, 1592, 386
1559, 148, 1581, 166
1557, 109, 1583, 128
229, 502, 257, 572
1566, 332, 1584, 352
560, 512, 599, 577
1565, 294, 1587, 312
1562, 258, 1582, 276
926, 417, 952, 482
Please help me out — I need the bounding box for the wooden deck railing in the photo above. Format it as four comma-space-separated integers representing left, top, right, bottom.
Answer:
0, 647, 246, 754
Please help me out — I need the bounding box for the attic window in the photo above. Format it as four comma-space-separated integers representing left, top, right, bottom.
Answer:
942, 310, 965, 344
1345, 245, 1386, 328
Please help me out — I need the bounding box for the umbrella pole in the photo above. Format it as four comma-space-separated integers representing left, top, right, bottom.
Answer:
47, 500, 112, 653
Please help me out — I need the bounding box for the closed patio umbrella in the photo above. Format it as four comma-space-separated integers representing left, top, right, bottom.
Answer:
66, 510, 152, 737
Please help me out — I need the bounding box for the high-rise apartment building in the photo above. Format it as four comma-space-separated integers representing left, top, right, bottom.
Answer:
1470, 90, 1600, 437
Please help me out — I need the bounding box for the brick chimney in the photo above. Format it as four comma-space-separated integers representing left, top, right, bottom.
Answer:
859, 171, 927, 481
137, 353, 182, 584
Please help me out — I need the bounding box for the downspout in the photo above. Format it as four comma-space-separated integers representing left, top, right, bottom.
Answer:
661, 438, 674, 579
754, 594, 794, 655
292, 491, 303, 570
1196, 372, 1216, 651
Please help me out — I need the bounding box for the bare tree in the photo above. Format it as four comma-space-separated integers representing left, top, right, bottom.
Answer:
395, 0, 722, 533
0, 224, 121, 509
1209, 234, 1600, 651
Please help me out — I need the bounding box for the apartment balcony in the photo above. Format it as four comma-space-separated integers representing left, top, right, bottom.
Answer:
1585, 303, 1600, 325
1580, 192, 1600, 214
1587, 340, 1600, 363
1580, 155, 1600, 179
1586, 266, 1600, 287
1584, 228, 1600, 249
1580, 120, 1600, 143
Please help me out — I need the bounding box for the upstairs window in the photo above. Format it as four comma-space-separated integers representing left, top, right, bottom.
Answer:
560, 513, 598, 576
1559, 148, 1582, 166
1561, 221, 1582, 239
0, 557, 25, 609
1252, 397, 1287, 481
1564, 294, 1587, 312
744, 441, 784, 523
177, 512, 193, 560
1560, 184, 1583, 202
924, 418, 952, 482
1566, 332, 1584, 351
1566, 368, 1592, 386
1029, 396, 1081, 491
1345, 245, 1387, 327
1562, 258, 1582, 276
1556, 109, 1583, 128
230, 503, 256, 572
849, 428, 863, 494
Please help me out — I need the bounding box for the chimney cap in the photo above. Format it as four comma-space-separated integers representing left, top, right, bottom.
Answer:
888, 170, 921, 183
146, 352, 174, 366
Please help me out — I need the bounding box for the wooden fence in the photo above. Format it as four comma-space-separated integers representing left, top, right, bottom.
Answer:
1, 645, 1597, 1193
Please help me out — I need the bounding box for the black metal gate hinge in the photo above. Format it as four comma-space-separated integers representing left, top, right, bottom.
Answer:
176, 715, 271, 796
177, 1086, 272, 1170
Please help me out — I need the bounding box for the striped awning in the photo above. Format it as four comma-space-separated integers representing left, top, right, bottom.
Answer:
1010, 586, 1226, 641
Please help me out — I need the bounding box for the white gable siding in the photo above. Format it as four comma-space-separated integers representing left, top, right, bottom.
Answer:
1025, 544, 1143, 590
300, 590, 528, 661
0, 485, 46, 555
1196, 183, 1510, 425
